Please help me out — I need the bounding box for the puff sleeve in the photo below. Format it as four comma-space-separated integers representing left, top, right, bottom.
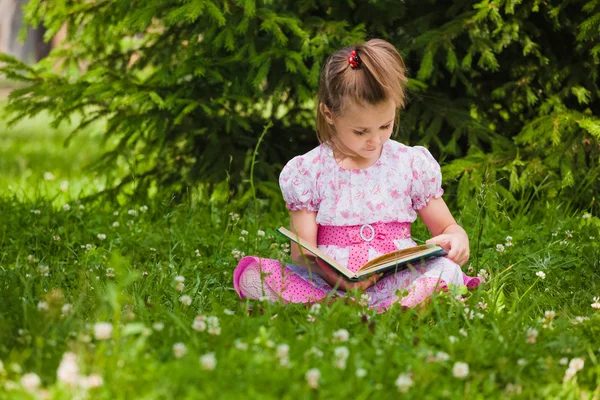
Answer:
410, 146, 444, 210
279, 155, 321, 212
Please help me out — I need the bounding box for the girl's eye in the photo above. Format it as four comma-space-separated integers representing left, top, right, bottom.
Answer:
381, 124, 391, 130
353, 130, 366, 136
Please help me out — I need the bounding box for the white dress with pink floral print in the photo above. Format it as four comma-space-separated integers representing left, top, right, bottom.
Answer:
232, 139, 481, 311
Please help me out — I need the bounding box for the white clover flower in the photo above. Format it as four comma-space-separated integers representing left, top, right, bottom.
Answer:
112, 221, 119, 228
307, 314, 316, 323
140, 205, 148, 213
85, 244, 93, 251
192, 315, 206, 332
559, 357, 569, 365
61, 304, 73, 317
241, 230, 248, 235
235, 340, 248, 351
207, 316, 221, 336
356, 368, 367, 378
176, 282, 185, 292
63, 204, 71, 211
505, 236, 513, 243
309, 303, 321, 314
459, 328, 468, 337
179, 295, 192, 306
305, 368, 320, 389
57, 352, 79, 386
358, 293, 372, 307
195, 249, 201, 257
31, 209, 41, 215
97, 234, 106, 240
569, 357, 584, 371
52, 235, 60, 241
276, 344, 290, 359
128, 209, 138, 216
60, 181, 69, 192
43, 172, 56, 181
173, 343, 187, 359
449, 335, 458, 344
38, 265, 50, 276
477, 269, 490, 281
496, 244, 505, 253
435, 352, 450, 362
223, 309, 235, 316
452, 362, 469, 378
94, 322, 113, 340
175, 276, 185, 283
535, 271, 546, 279
200, 352, 216, 370
21, 372, 41, 392
334, 346, 349, 370
582, 213, 591, 219
257, 230, 265, 237
152, 322, 164, 331
239, 236, 245, 242
86, 373, 103, 388
592, 297, 600, 309
332, 329, 350, 343
517, 358, 527, 366
395, 373, 414, 393
563, 367, 577, 382
37, 301, 49, 311
526, 328, 538, 344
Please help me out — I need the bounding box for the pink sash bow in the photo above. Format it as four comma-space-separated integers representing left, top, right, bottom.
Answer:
317, 222, 411, 273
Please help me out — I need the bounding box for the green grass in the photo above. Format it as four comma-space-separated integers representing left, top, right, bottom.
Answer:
1, 109, 600, 399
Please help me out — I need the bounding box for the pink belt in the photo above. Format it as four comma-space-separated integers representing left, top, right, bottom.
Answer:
317, 222, 411, 273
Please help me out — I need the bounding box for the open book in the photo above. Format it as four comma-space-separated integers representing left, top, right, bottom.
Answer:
277, 226, 447, 281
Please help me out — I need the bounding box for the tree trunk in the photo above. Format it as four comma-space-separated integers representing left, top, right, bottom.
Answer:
0, 0, 50, 62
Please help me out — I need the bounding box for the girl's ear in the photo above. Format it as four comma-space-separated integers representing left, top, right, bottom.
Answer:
319, 103, 334, 125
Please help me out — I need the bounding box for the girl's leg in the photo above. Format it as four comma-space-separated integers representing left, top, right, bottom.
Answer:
234, 256, 330, 304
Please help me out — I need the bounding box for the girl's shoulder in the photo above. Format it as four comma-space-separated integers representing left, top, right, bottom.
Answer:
386, 140, 439, 167
282, 143, 332, 171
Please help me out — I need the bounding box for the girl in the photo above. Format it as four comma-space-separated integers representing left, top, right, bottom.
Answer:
233, 39, 481, 311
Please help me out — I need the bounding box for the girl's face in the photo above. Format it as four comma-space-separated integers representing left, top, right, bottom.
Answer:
322, 98, 396, 166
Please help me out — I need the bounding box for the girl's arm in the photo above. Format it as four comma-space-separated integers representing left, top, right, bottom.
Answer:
417, 197, 470, 266
289, 209, 381, 291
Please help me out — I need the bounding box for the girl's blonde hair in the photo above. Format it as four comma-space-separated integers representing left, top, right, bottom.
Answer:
316, 39, 408, 155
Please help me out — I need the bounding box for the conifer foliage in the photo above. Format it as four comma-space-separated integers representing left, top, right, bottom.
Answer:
0, 0, 598, 210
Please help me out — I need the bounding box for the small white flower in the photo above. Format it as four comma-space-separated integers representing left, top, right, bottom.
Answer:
52, 235, 60, 241
97, 234, 106, 240
63, 204, 71, 211
192, 315, 206, 332
449, 335, 458, 344
113, 211, 119, 216
112, 221, 119, 228
358, 293, 372, 307
43, 172, 56, 181
496, 244, 505, 253
563, 367, 577, 382
235, 340, 248, 351
139, 205, 148, 213
61, 304, 73, 317
200, 352, 216, 370
569, 357, 584, 371
175, 275, 185, 283
179, 295, 192, 306
526, 328, 538, 344
176, 282, 185, 292
505, 236, 513, 243
85, 244, 93, 251
332, 329, 350, 343
459, 328, 468, 337
241, 230, 248, 235
38, 265, 50, 276
207, 316, 221, 336
94, 322, 113, 340
173, 343, 187, 359
152, 322, 164, 331
307, 314, 316, 323
305, 368, 320, 389
592, 297, 600, 309
452, 362, 469, 378
477, 269, 490, 281
31, 209, 41, 215
356, 368, 367, 378
334, 346, 349, 370
257, 230, 265, 237
276, 344, 290, 359
86, 373, 103, 388
559, 357, 569, 365
395, 373, 414, 393
309, 303, 321, 314
128, 209, 138, 216
60, 181, 69, 192
37, 301, 49, 311
435, 352, 450, 362
536, 271, 546, 279
517, 358, 527, 366
57, 352, 79, 386
582, 213, 591, 219
223, 309, 235, 315
21, 372, 41, 392
239, 236, 245, 242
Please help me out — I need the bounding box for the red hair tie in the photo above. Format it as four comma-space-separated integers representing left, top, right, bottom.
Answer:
348, 50, 361, 68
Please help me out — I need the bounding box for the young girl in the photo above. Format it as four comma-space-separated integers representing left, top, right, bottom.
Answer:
233, 39, 481, 311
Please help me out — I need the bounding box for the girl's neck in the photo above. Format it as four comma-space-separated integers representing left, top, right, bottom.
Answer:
332, 143, 385, 170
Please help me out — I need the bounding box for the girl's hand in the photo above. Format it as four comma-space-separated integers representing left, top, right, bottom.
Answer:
426, 229, 470, 266
315, 258, 382, 292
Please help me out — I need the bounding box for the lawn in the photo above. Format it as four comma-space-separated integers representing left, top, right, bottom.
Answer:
1, 104, 599, 399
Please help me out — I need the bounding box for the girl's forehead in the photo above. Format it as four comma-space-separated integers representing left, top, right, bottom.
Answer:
341, 98, 396, 125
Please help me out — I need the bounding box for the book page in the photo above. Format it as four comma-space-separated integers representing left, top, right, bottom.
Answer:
357, 244, 442, 272
276, 227, 357, 279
